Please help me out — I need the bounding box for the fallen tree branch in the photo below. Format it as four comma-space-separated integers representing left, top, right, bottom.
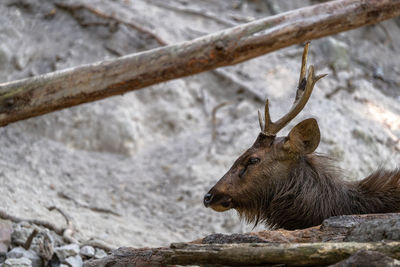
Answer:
85, 241, 400, 266
0, 0, 399, 126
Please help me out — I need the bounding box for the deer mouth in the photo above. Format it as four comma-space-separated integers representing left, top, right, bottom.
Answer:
210, 202, 232, 212
208, 197, 233, 212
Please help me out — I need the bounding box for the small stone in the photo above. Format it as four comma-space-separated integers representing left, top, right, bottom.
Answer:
373, 66, 384, 81
54, 244, 80, 260
94, 249, 107, 259
11, 224, 32, 247
0, 44, 12, 70
0, 220, 12, 253
331, 250, 400, 267
0, 252, 6, 264
6, 247, 42, 267
79, 246, 95, 258
64, 255, 82, 267
3, 257, 32, 267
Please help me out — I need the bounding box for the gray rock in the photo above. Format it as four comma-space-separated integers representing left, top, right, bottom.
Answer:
54, 244, 80, 260
3, 257, 32, 267
11, 224, 32, 247
0, 44, 11, 70
79, 246, 95, 258
0, 220, 12, 253
345, 218, 400, 242
6, 247, 42, 267
319, 37, 350, 71
30, 229, 54, 263
0, 252, 6, 264
94, 249, 107, 259
64, 255, 82, 267
330, 250, 400, 267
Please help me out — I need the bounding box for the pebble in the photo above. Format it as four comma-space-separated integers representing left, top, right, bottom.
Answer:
3, 257, 32, 267
64, 255, 83, 267
54, 244, 80, 260
94, 249, 107, 259
6, 247, 42, 267
10, 224, 31, 248
0, 252, 6, 264
0, 220, 13, 253
79, 246, 95, 258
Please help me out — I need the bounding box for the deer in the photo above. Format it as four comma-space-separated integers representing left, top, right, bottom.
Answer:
203, 43, 400, 230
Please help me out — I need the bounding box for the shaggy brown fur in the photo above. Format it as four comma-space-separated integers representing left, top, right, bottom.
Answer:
204, 130, 400, 230
237, 155, 400, 230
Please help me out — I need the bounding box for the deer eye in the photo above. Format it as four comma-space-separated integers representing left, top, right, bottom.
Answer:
248, 157, 260, 165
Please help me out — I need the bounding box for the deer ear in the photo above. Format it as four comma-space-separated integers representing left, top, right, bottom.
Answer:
284, 118, 320, 154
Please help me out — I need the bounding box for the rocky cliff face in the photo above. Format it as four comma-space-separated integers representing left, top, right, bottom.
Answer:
0, 0, 399, 249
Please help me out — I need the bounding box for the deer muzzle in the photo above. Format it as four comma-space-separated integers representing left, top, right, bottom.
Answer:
203, 188, 232, 212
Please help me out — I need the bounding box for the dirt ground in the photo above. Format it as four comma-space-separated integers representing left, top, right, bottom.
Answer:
0, 0, 399, 248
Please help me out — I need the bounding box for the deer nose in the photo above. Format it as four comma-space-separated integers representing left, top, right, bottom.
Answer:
203, 193, 214, 207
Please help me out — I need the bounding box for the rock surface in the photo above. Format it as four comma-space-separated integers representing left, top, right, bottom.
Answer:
79, 246, 95, 258
0, 0, 399, 251
85, 213, 400, 266
6, 247, 42, 267
65, 255, 83, 267
331, 250, 400, 267
0, 220, 12, 253
3, 257, 32, 267
54, 244, 80, 260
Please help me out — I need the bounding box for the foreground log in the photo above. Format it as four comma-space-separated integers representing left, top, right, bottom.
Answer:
0, 0, 399, 126
85, 214, 400, 266
85, 242, 400, 266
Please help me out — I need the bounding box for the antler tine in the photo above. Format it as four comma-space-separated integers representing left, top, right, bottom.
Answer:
258, 110, 264, 131
262, 42, 327, 136
263, 99, 272, 133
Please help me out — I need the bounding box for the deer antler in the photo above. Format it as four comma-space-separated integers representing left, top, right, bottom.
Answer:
258, 42, 327, 136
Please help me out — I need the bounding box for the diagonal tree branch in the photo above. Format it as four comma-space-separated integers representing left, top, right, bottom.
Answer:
0, 0, 399, 127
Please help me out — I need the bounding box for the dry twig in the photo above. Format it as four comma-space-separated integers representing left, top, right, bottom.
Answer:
211, 101, 232, 142
57, 192, 122, 217
48, 206, 78, 244
55, 2, 167, 46
0, 209, 64, 235
23, 228, 39, 250
148, 0, 236, 27
211, 69, 265, 101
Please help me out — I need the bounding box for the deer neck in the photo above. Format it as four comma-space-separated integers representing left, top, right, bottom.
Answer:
265, 154, 356, 230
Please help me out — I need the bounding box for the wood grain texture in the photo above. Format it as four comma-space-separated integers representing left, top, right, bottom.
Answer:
0, 0, 399, 126
84, 241, 400, 266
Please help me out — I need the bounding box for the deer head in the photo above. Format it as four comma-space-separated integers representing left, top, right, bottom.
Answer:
204, 43, 327, 226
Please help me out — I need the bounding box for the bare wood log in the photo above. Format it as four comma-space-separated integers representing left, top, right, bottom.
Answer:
85, 241, 400, 266
1, 0, 399, 126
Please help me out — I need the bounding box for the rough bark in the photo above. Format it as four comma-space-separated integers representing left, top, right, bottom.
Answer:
198, 213, 400, 244
85, 241, 400, 267
0, 0, 399, 126
84, 213, 400, 266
